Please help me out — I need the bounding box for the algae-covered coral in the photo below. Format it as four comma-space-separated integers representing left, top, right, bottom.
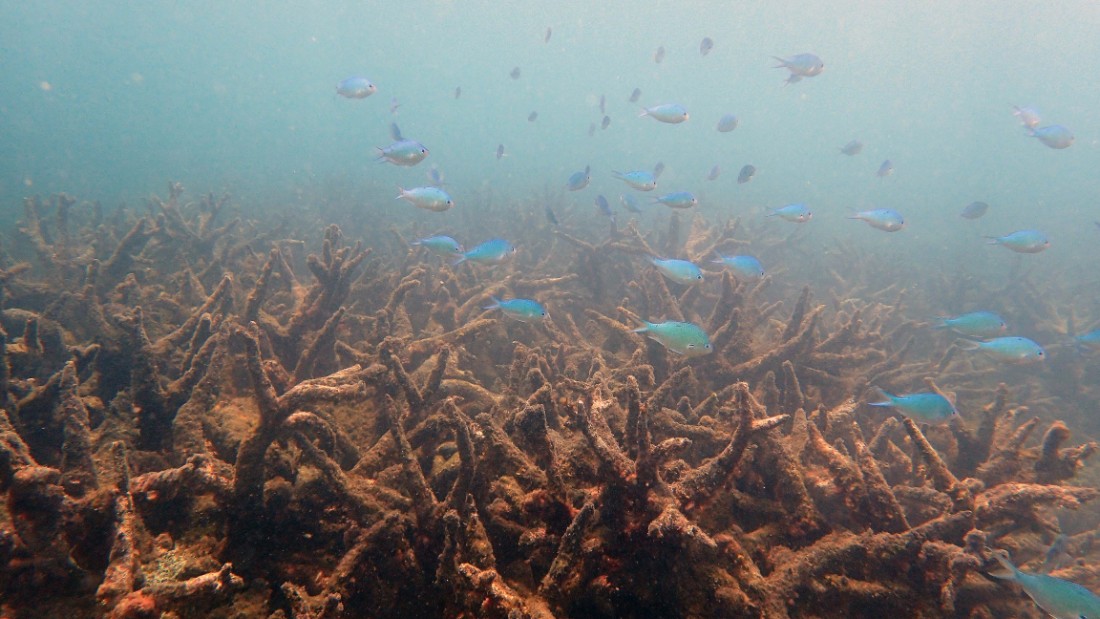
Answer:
0, 186, 1098, 618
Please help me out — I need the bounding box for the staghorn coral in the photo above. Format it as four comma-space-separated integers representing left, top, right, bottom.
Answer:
0, 187, 1096, 619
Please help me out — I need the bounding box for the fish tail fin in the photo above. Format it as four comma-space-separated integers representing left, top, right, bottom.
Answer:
983, 236, 1002, 245
630, 319, 653, 334
987, 550, 1019, 580
395, 186, 406, 199
1059, 337, 1087, 355
956, 339, 981, 351
450, 255, 467, 267
771, 56, 788, 68
484, 296, 502, 310
638, 107, 649, 118
931, 317, 949, 330
867, 386, 894, 408
611, 170, 623, 179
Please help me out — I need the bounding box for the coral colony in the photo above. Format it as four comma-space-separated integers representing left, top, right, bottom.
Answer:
0, 185, 1098, 618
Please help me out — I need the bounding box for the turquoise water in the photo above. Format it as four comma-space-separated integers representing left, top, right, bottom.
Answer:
5, 3, 1100, 616
3, 0, 1100, 326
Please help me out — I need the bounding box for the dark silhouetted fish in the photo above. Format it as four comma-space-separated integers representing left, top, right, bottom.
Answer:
717, 114, 738, 132
839, 140, 863, 155
510, 66, 521, 80
960, 201, 989, 219
700, 37, 714, 56
629, 88, 642, 103
737, 164, 756, 184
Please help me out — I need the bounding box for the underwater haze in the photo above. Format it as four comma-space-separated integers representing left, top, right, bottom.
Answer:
5, 1, 1100, 618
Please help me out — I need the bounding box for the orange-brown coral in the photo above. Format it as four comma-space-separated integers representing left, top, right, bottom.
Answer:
0, 185, 1097, 618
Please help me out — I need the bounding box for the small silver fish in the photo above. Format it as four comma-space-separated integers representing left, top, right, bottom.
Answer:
426, 166, 445, 188
567, 165, 591, 191
654, 46, 666, 64
336, 76, 376, 99
654, 191, 697, 209
510, 66, 521, 80
633, 320, 712, 357
986, 230, 1050, 253
700, 37, 714, 56
595, 195, 615, 223
706, 165, 720, 181
396, 186, 454, 212
1029, 125, 1074, 149
612, 170, 657, 191
650, 257, 703, 284
960, 201, 989, 219
454, 238, 516, 265
848, 208, 905, 232
528, 111, 538, 122
839, 140, 863, 156
1012, 106, 1041, 129
412, 235, 463, 257
960, 336, 1046, 364
737, 165, 756, 184
876, 159, 894, 177
640, 103, 689, 124
868, 388, 958, 424
629, 88, 642, 103
712, 253, 765, 280
716, 114, 739, 132
486, 297, 547, 323
377, 140, 429, 167
773, 53, 824, 84
769, 203, 812, 222
1041, 534, 1070, 575
620, 194, 643, 213
989, 549, 1100, 619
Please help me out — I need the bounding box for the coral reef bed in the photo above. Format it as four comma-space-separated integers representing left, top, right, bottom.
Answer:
0, 185, 1098, 618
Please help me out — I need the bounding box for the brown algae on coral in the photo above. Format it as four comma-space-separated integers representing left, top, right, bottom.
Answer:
0, 186, 1097, 619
